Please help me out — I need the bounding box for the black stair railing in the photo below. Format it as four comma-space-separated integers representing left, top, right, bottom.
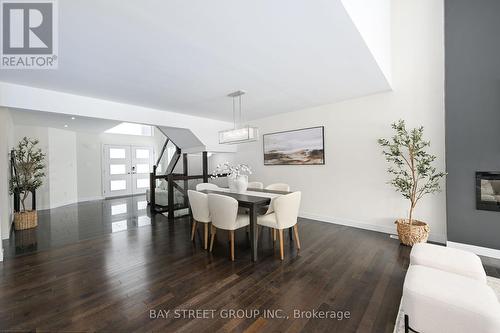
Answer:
149, 130, 215, 220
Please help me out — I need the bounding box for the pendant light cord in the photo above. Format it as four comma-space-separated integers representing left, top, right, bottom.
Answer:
239, 95, 242, 127
232, 97, 236, 129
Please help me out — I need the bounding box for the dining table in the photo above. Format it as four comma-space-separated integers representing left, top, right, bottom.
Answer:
201, 187, 291, 262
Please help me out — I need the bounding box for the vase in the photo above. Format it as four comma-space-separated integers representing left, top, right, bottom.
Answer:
14, 210, 38, 230
395, 219, 430, 246
229, 175, 248, 193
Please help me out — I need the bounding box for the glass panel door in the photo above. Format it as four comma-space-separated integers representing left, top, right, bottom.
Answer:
131, 146, 154, 195
103, 145, 132, 197
102, 145, 154, 198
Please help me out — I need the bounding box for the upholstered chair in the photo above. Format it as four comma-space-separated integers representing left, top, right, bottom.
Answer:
257, 191, 301, 260
207, 194, 250, 261
187, 190, 211, 249
247, 181, 264, 190
262, 183, 290, 214
265, 183, 290, 192
196, 183, 220, 191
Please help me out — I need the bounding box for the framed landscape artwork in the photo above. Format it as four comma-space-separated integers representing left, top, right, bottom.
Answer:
263, 126, 325, 165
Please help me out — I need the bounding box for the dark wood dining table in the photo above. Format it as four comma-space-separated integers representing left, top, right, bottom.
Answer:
201, 188, 290, 262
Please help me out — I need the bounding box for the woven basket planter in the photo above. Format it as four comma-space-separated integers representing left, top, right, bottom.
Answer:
395, 219, 429, 246
14, 210, 38, 230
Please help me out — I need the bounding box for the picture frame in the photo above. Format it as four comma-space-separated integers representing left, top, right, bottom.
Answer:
263, 126, 325, 165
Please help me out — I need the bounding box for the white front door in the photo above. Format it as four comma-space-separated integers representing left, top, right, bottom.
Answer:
131, 146, 154, 194
102, 145, 154, 198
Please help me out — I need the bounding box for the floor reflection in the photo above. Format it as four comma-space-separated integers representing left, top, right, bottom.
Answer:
2, 194, 153, 258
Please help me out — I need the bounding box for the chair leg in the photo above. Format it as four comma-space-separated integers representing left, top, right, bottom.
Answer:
230, 230, 235, 261
204, 223, 208, 250
191, 220, 197, 241
293, 224, 301, 250
209, 225, 216, 252
273, 228, 276, 242
278, 229, 284, 260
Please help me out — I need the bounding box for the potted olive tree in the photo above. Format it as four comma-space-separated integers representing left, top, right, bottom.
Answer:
9, 137, 46, 230
378, 120, 446, 246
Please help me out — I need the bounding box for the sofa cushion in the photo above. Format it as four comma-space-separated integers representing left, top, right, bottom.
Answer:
403, 265, 500, 333
410, 243, 486, 283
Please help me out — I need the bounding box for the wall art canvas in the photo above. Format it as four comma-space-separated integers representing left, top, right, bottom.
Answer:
263, 126, 325, 165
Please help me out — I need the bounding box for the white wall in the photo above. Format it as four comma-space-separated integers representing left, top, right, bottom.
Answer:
49, 128, 78, 208
75, 132, 102, 202
12, 124, 164, 208
0, 107, 14, 243
235, 0, 446, 242
76, 131, 161, 201
13, 126, 78, 210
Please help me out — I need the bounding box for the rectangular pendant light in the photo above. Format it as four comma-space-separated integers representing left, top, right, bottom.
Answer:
219, 125, 259, 144
219, 90, 259, 144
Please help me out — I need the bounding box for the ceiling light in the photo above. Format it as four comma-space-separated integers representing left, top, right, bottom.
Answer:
64, 124, 68, 128
71, 117, 75, 120
218, 90, 258, 145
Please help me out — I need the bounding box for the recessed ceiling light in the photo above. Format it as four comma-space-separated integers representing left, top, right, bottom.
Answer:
71, 117, 75, 120
64, 124, 68, 128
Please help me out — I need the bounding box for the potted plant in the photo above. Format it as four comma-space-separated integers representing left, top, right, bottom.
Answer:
9, 137, 46, 230
212, 162, 252, 193
378, 120, 446, 246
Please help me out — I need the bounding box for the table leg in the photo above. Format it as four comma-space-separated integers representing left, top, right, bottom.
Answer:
289, 228, 293, 241
249, 205, 258, 262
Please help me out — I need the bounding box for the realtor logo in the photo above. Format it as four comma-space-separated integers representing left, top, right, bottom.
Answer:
1, 0, 58, 69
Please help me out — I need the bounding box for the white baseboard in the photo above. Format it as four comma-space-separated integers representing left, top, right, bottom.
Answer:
78, 196, 105, 203
447, 241, 500, 259
36, 197, 105, 211
300, 212, 447, 244
0, 247, 3, 262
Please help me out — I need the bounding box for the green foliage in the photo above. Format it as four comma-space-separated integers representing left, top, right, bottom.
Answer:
9, 137, 46, 212
378, 120, 446, 223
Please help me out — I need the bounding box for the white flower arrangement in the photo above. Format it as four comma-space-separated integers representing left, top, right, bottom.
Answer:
211, 162, 252, 179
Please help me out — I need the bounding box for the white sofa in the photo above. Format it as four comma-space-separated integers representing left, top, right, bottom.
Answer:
403, 265, 500, 333
410, 243, 487, 282
402, 243, 500, 333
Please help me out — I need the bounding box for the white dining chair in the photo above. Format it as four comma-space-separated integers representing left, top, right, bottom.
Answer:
208, 193, 250, 261
196, 183, 220, 191
265, 183, 290, 192
257, 191, 301, 260
247, 181, 264, 190
187, 190, 211, 250
262, 183, 290, 215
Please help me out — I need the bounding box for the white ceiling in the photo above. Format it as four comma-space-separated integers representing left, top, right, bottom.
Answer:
0, 0, 390, 121
10, 108, 121, 133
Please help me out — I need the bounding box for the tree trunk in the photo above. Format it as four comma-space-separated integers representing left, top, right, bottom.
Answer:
20, 191, 28, 212
408, 147, 417, 227
408, 202, 415, 227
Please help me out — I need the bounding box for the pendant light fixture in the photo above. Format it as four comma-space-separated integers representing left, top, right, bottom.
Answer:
218, 90, 259, 144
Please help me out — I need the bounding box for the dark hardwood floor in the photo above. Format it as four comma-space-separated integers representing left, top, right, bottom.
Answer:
2, 194, 150, 258
3, 197, 494, 332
